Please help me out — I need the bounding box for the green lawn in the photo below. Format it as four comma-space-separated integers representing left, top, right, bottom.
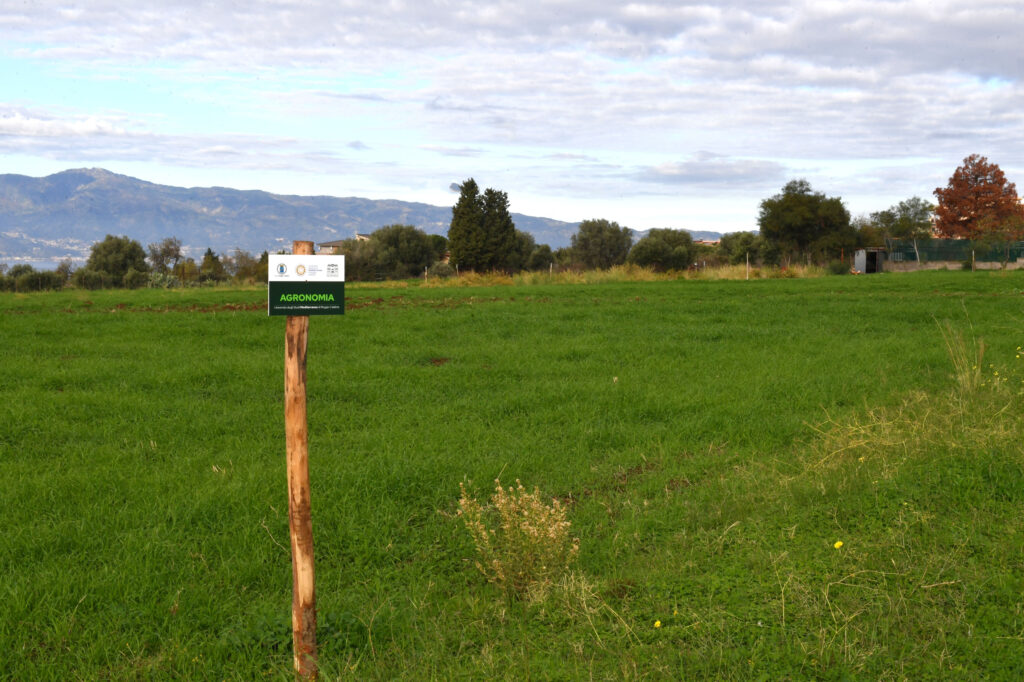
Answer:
1, 271, 1022, 679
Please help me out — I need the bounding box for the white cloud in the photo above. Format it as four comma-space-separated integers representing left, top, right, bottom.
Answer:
0, 108, 129, 137
0, 1, 1022, 230
639, 154, 786, 187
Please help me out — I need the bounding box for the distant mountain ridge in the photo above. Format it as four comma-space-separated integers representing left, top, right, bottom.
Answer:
0, 168, 723, 266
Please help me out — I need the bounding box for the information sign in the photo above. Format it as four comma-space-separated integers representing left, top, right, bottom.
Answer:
268, 254, 345, 316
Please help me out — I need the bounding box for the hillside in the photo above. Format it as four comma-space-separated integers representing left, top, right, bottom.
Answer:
0, 168, 724, 266
0, 169, 581, 265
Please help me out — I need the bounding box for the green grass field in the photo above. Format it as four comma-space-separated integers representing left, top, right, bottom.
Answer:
2, 271, 1023, 679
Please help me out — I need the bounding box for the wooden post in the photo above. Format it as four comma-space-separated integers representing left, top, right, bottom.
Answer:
284, 239, 318, 678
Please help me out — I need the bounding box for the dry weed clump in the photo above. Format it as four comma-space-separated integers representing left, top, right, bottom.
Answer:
458, 479, 580, 601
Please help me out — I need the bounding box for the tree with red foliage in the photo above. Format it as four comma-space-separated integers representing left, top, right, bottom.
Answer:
933, 155, 1024, 239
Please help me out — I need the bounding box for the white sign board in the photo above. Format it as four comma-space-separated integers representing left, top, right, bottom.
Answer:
268, 255, 346, 282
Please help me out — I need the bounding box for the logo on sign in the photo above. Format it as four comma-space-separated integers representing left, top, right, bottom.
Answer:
296, 265, 307, 276
326, 263, 339, 277
276, 263, 288, 275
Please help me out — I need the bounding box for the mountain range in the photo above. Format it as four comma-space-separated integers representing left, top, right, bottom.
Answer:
0, 168, 723, 267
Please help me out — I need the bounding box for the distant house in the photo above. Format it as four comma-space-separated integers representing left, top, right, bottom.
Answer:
317, 239, 347, 255
318, 234, 372, 254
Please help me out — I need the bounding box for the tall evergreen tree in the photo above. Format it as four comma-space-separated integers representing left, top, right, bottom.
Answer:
448, 179, 486, 270
448, 179, 517, 272
481, 188, 516, 270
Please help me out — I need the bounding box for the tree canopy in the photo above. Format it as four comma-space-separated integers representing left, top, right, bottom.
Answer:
372, 224, 446, 279
758, 180, 852, 263
333, 224, 446, 281
571, 219, 633, 270
224, 249, 267, 284
75, 234, 149, 288
717, 231, 762, 265
933, 154, 1023, 239
147, 237, 182, 274
627, 229, 694, 271
871, 196, 934, 262
199, 248, 228, 282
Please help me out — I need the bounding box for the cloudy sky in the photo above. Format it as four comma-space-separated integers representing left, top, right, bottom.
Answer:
2, 1, 1021, 233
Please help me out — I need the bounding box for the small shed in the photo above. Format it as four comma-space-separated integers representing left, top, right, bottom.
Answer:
853, 248, 886, 274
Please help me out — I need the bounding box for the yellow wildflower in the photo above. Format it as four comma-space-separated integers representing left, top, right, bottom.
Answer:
654, 620, 661, 628
834, 540, 844, 549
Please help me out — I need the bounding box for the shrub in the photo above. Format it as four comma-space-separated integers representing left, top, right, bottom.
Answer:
827, 260, 848, 275
148, 272, 182, 288
767, 266, 798, 279
72, 268, 113, 290
426, 262, 455, 279
123, 267, 149, 289
3, 267, 65, 292
458, 479, 579, 601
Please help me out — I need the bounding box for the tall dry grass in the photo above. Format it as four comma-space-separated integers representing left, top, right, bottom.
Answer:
421, 271, 515, 288
413, 262, 828, 288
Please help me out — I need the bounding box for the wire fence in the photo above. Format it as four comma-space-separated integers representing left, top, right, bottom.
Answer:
887, 239, 1024, 263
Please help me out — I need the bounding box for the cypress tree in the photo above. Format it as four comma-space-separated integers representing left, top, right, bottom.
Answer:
481, 188, 516, 270
448, 178, 485, 271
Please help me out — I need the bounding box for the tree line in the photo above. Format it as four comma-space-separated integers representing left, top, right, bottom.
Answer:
0, 236, 269, 292
3, 154, 1020, 291
435, 156, 1021, 276
750, 154, 1023, 268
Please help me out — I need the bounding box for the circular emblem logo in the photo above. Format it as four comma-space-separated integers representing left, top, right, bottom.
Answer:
296, 265, 307, 276
276, 263, 287, 275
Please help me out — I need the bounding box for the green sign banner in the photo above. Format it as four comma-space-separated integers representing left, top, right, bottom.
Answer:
269, 281, 345, 316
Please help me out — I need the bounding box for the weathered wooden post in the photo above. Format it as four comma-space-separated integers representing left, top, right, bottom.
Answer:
268, 241, 345, 679
284, 240, 317, 677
